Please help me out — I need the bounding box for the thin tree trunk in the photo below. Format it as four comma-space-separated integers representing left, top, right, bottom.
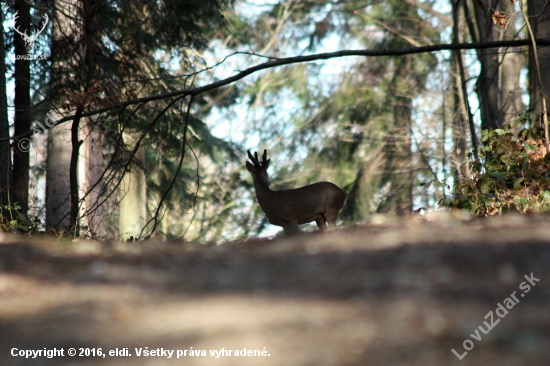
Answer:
453, 0, 478, 159
69, 107, 83, 228
451, 1, 470, 181
528, 0, 550, 116
0, 6, 12, 222
13, 0, 31, 214
451, 53, 470, 181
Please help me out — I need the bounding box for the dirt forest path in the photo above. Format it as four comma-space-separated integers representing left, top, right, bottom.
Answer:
0, 213, 549, 366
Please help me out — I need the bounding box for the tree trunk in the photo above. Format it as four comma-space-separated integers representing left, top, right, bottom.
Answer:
13, 0, 31, 214
119, 132, 147, 240
377, 95, 413, 216
472, 0, 502, 130
451, 52, 470, 182
46, 0, 81, 231
79, 116, 105, 237
499, 0, 524, 128
528, 0, 550, 115
0, 6, 12, 222
46, 117, 72, 230
451, 0, 474, 180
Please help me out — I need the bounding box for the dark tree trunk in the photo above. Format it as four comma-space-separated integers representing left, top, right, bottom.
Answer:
0, 7, 12, 222
472, 0, 501, 131
528, 0, 550, 116
13, 0, 31, 214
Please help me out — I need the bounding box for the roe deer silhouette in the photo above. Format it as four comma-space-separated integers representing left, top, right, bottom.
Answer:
246, 149, 346, 235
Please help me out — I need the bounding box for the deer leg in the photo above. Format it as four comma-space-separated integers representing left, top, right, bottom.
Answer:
315, 216, 327, 230
324, 211, 339, 228
283, 222, 300, 235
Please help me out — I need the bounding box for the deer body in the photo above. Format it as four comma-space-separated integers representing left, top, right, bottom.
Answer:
246, 150, 346, 234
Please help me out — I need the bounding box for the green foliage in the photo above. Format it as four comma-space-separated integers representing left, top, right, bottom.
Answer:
0, 203, 40, 233
439, 121, 550, 216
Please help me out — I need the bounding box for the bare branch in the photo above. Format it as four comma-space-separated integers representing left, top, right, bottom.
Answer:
7, 0, 48, 11
142, 95, 196, 239
520, 0, 549, 153
4, 39, 550, 144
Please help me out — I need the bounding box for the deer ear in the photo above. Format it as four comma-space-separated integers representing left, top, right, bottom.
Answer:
263, 160, 270, 171
246, 161, 255, 172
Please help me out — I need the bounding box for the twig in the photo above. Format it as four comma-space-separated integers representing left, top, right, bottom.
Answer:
520, 0, 549, 154
3, 38, 550, 145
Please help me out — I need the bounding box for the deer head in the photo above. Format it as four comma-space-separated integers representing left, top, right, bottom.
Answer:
246, 149, 346, 235
14, 11, 49, 54
246, 149, 271, 187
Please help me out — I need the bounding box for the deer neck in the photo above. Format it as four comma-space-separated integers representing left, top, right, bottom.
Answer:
253, 177, 274, 198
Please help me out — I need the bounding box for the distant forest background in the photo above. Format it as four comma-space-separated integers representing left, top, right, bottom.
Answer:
1, 0, 549, 241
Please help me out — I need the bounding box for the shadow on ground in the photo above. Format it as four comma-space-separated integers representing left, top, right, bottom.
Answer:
0, 214, 549, 365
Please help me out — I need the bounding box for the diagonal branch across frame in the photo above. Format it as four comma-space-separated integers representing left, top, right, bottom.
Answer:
3, 39, 550, 145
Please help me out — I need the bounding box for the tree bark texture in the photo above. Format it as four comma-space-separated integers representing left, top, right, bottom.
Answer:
46, 119, 72, 229
451, 52, 470, 182
472, 0, 502, 130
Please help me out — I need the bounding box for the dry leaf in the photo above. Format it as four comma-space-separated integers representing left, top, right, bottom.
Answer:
492, 11, 508, 28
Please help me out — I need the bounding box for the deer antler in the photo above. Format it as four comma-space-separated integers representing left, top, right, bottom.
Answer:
247, 150, 259, 167
247, 149, 270, 168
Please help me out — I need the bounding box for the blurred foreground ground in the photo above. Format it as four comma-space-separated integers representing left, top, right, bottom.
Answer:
0, 213, 549, 366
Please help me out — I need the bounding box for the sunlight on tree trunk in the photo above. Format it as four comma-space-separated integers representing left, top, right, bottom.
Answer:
119, 132, 146, 240
79, 116, 105, 237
